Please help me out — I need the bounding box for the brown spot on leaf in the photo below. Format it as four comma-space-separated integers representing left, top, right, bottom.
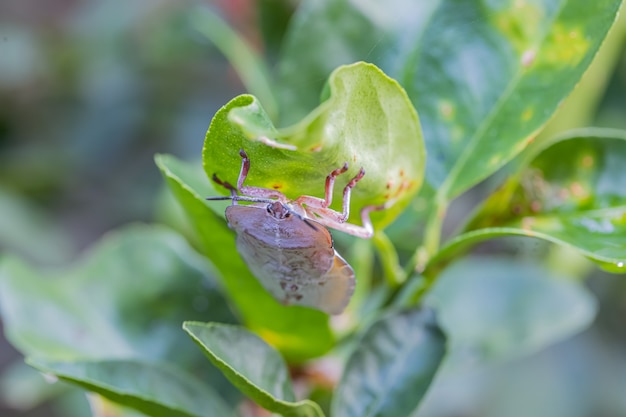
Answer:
272, 183, 283, 190
310, 144, 322, 152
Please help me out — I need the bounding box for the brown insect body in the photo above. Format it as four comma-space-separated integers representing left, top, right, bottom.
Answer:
226, 203, 354, 314
207, 149, 389, 315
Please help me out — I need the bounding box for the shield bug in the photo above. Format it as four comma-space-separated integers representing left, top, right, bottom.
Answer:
206, 149, 388, 314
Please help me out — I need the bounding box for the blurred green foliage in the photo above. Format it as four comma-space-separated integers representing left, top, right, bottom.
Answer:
1, 1, 626, 417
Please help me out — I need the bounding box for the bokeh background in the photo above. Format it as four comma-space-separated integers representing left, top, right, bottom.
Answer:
1, 1, 626, 416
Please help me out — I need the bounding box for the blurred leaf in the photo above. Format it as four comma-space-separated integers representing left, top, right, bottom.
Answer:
258, 0, 296, 58
428, 257, 597, 367
203, 62, 425, 229
190, 6, 278, 119
0, 188, 74, 265
0, 225, 241, 409
29, 359, 233, 417
156, 154, 334, 361
453, 129, 626, 272
184, 322, 325, 417
277, 0, 622, 199
384, 183, 436, 253
0, 360, 64, 410
0, 224, 235, 363
537, 3, 626, 139
53, 388, 92, 417
87, 394, 150, 417
331, 309, 446, 417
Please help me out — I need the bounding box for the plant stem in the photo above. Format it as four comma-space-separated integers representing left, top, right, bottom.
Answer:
372, 232, 404, 287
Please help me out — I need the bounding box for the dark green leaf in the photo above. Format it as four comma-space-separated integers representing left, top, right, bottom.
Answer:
456, 129, 626, 272
28, 359, 233, 417
184, 322, 325, 417
156, 154, 335, 361
258, 0, 296, 58
331, 309, 446, 417
203, 62, 425, 229
428, 257, 597, 366
277, 0, 622, 199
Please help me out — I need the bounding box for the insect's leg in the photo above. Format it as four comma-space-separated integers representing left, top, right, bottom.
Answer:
324, 163, 349, 207
338, 167, 366, 221
294, 162, 350, 209
237, 149, 288, 201
211, 174, 238, 197
304, 202, 390, 239
236, 149, 251, 190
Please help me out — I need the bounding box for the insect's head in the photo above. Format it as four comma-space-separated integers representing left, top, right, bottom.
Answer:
266, 201, 291, 220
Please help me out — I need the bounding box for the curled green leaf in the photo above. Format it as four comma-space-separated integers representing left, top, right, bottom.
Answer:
203, 62, 425, 229
276, 0, 622, 199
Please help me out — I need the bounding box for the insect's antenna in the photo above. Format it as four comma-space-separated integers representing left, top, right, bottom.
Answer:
205, 195, 276, 204
205, 196, 236, 201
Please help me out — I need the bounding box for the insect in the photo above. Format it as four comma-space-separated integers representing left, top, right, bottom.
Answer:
206, 149, 387, 314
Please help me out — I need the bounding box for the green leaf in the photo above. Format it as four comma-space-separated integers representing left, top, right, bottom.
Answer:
184, 322, 325, 417
203, 62, 425, 229
0, 225, 235, 363
0, 225, 239, 414
277, 0, 622, 199
454, 129, 626, 273
156, 154, 334, 361
88, 395, 150, 417
28, 359, 233, 417
331, 309, 446, 417
427, 257, 597, 366
0, 188, 74, 265
0, 360, 65, 410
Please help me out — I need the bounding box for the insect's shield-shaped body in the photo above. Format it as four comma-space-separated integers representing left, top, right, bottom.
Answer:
207, 150, 388, 315
226, 202, 354, 315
